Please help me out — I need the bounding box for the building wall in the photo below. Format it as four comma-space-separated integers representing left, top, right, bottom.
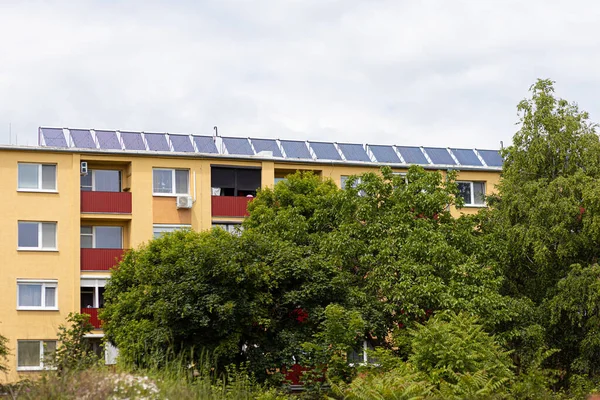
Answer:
0, 147, 501, 382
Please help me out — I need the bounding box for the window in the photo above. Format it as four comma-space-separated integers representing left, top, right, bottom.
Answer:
17, 280, 57, 310
211, 167, 261, 197
81, 278, 106, 308
392, 172, 408, 186
347, 340, 378, 366
80, 169, 121, 192
274, 177, 288, 185
18, 163, 56, 191
18, 221, 57, 250
341, 176, 365, 196
153, 224, 191, 239
212, 223, 243, 235
17, 340, 56, 370
153, 169, 189, 195
341, 175, 362, 190
81, 226, 122, 249
457, 181, 486, 206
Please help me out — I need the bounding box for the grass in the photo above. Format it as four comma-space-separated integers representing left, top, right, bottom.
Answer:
1, 354, 294, 400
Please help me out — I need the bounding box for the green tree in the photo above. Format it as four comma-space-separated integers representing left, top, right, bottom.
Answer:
103, 168, 522, 384
52, 312, 98, 372
480, 79, 600, 380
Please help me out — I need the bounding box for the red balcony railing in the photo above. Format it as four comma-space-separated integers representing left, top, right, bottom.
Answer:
211, 196, 253, 217
81, 248, 125, 271
81, 308, 102, 329
81, 191, 132, 214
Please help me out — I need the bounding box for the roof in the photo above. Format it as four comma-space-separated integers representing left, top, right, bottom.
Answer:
30, 126, 503, 171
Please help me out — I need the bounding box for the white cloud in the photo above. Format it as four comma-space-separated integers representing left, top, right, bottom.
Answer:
0, 0, 599, 149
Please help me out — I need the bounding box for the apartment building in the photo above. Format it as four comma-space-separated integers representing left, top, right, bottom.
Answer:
0, 127, 503, 382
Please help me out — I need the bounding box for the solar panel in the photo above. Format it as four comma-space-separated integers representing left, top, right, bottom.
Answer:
223, 137, 254, 155
396, 146, 429, 164
193, 136, 218, 154
40, 128, 67, 147
478, 149, 503, 167
121, 131, 146, 150
368, 145, 401, 163
423, 147, 456, 165
69, 129, 96, 149
280, 140, 312, 159
251, 138, 282, 157
338, 143, 370, 162
451, 148, 482, 166
96, 130, 121, 150
309, 142, 342, 160
170, 135, 194, 152
144, 133, 170, 151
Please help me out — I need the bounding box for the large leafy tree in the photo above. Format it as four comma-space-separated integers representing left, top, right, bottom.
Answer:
103, 167, 521, 382
480, 79, 600, 379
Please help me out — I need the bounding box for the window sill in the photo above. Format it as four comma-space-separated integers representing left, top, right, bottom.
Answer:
462, 204, 487, 208
152, 193, 190, 197
17, 307, 59, 311
17, 366, 56, 372
17, 248, 58, 252
17, 189, 58, 194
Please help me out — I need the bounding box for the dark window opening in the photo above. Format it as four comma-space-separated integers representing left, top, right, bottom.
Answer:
81, 288, 94, 308
211, 167, 261, 197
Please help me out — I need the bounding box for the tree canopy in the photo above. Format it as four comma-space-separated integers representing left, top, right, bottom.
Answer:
102, 79, 600, 396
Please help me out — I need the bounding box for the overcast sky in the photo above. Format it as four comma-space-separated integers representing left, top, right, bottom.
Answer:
1, 0, 599, 150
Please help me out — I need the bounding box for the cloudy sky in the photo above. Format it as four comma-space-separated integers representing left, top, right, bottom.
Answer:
1, 0, 599, 150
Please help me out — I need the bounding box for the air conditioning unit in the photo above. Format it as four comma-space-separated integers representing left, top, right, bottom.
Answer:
80, 161, 88, 176
176, 195, 193, 209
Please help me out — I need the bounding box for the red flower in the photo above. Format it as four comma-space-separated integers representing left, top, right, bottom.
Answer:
290, 308, 309, 323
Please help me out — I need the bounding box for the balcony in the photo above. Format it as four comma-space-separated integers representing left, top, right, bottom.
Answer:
81, 308, 102, 329
81, 248, 125, 271
211, 196, 252, 217
81, 191, 132, 214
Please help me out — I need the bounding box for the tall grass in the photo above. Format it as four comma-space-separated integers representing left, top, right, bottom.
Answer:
6, 350, 292, 400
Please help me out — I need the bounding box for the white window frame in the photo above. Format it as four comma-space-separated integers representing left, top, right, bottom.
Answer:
392, 172, 409, 185
152, 224, 191, 239
16, 279, 58, 311
152, 168, 189, 196
348, 340, 379, 367
17, 221, 58, 251
80, 226, 123, 249
17, 163, 57, 192
212, 223, 243, 235
341, 176, 365, 196
457, 181, 486, 207
16, 340, 57, 371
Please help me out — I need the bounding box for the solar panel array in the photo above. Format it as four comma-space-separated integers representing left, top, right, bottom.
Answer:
37, 127, 503, 168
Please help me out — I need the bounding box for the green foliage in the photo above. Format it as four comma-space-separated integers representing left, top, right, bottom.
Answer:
480, 79, 600, 384
409, 312, 514, 388
51, 312, 99, 372
0, 326, 8, 373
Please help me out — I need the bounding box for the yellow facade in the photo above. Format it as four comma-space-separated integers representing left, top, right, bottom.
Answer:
0, 145, 500, 382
